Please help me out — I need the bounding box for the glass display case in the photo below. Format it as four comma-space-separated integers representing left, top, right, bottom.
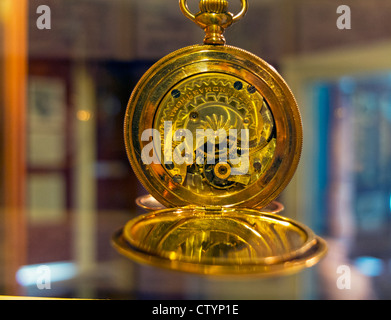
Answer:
1, 0, 391, 300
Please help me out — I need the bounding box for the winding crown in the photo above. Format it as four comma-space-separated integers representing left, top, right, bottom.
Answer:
180, 0, 248, 45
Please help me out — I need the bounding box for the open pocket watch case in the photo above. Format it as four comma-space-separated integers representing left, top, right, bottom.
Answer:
112, 0, 327, 277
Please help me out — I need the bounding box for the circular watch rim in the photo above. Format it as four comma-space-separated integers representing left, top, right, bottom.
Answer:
124, 44, 303, 209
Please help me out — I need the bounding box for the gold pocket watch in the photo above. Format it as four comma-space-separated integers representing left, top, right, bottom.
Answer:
112, 0, 327, 277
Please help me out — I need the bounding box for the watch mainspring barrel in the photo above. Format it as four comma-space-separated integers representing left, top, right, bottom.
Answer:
113, 0, 327, 277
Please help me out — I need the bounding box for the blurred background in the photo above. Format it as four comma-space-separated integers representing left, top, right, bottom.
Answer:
1, 0, 391, 300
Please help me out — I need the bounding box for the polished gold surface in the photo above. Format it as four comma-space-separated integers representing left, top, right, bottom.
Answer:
136, 194, 285, 214
114, 0, 326, 277
124, 44, 302, 210
113, 207, 327, 277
